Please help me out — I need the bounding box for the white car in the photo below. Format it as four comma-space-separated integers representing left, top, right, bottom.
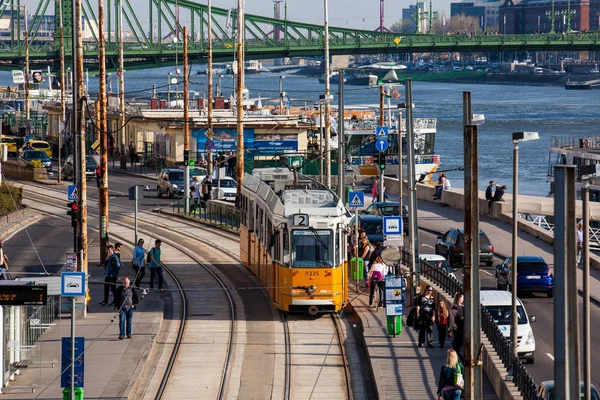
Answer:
420, 254, 457, 280
212, 177, 237, 201
480, 290, 536, 364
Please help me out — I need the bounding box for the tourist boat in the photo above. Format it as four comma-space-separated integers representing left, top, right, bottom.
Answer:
197, 63, 233, 75
547, 136, 600, 199
318, 71, 347, 85
245, 60, 268, 74
345, 73, 378, 86
565, 80, 593, 90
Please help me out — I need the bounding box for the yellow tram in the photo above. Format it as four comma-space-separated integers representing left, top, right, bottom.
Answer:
239, 168, 351, 314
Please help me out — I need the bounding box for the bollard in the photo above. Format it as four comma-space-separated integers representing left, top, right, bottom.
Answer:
63, 387, 84, 400
350, 257, 364, 281
386, 315, 402, 336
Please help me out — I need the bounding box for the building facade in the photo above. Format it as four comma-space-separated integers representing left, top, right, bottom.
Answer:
500, 0, 590, 33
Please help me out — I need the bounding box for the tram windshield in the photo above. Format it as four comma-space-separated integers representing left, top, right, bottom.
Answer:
292, 229, 333, 268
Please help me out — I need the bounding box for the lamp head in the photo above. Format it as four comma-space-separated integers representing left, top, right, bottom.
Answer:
397, 102, 415, 109
512, 131, 539, 143
472, 114, 485, 126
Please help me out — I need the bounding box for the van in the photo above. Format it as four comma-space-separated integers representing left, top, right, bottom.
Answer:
480, 290, 536, 364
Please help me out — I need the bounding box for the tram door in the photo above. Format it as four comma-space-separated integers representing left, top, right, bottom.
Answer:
274, 229, 283, 306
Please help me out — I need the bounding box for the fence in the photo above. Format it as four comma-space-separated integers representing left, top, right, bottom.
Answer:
171, 196, 240, 230
402, 249, 538, 399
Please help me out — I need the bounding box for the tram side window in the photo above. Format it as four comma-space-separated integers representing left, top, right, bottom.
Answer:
283, 230, 290, 267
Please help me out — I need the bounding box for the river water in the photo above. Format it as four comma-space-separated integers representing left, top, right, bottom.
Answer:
3, 65, 600, 196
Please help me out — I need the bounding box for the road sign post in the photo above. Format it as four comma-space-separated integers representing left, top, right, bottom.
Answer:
61, 272, 86, 399
376, 126, 389, 137
348, 191, 364, 293
375, 138, 389, 202
67, 185, 78, 201
383, 216, 403, 247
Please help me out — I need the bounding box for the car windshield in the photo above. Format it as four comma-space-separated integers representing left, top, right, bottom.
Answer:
425, 259, 452, 274
1, 138, 14, 144
518, 261, 548, 274
190, 168, 207, 176
548, 387, 600, 400
168, 171, 184, 181
23, 151, 46, 159
85, 155, 97, 166
212, 179, 236, 188
292, 229, 333, 268
32, 142, 49, 149
362, 220, 383, 236
484, 305, 527, 325
379, 206, 400, 216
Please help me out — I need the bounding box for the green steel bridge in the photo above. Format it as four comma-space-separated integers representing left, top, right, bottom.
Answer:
3, 0, 600, 71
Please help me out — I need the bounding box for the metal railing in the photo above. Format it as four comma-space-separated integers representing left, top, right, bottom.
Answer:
402, 249, 538, 398
21, 296, 60, 351
172, 196, 240, 230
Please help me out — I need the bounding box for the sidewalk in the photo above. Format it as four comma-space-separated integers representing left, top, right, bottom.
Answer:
3, 236, 165, 398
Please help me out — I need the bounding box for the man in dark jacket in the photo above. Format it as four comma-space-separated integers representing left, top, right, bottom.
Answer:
100, 244, 121, 306
115, 277, 139, 339
486, 181, 495, 212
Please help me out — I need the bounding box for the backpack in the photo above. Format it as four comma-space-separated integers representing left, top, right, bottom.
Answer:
147, 248, 154, 264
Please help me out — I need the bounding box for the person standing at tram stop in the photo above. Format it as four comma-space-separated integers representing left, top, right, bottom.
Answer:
436, 299, 449, 348
148, 240, 164, 292
115, 277, 139, 340
358, 234, 372, 287
191, 176, 201, 214
449, 292, 466, 358
417, 285, 436, 348
131, 238, 146, 289
368, 256, 388, 309
100, 244, 121, 307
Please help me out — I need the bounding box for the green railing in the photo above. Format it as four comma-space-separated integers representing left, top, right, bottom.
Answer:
172, 196, 240, 231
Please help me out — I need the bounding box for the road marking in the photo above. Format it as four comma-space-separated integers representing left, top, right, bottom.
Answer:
546, 353, 554, 361
421, 244, 435, 250
481, 270, 492, 276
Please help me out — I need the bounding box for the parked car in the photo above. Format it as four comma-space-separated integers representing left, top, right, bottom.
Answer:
495, 255, 554, 298
212, 177, 237, 201
1, 136, 17, 156
157, 168, 185, 198
434, 228, 494, 267
419, 254, 457, 280
480, 290, 536, 364
349, 214, 384, 244
537, 381, 600, 399
19, 140, 52, 158
362, 201, 409, 234
189, 167, 208, 182
18, 150, 52, 172
62, 155, 98, 180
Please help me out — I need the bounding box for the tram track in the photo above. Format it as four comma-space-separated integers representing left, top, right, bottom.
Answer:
22, 189, 239, 400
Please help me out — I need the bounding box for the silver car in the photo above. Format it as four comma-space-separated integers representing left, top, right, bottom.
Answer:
62, 155, 97, 180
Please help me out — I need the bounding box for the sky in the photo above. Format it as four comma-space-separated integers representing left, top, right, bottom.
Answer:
23, 0, 453, 31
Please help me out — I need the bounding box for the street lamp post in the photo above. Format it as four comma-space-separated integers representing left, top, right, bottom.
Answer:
510, 131, 539, 362
168, 72, 172, 107
217, 75, 224, 97
279, 75, 286, 115
579, 164, 599, 400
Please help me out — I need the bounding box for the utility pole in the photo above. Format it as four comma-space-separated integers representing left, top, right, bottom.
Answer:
98, 0, 109, 263
58, 0, 65, 183
405, 79, 419, 283
235, 0, 245, 200
23, 6, 29, 125
75, 0, 88, 280
119, 0, 126, 169
379, 86, 385, 126
183, 26, 190, 214
207, 0, 213, 176
323, 0, 331, 188
337, 70, 345, 201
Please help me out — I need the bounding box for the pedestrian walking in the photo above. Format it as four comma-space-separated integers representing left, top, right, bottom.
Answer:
368, 256, 388, 309
436, 299, 449, 348
372, 177, 379, 203
436, 349, 464, 400
99, 244, 115, 306
115, 277, 139, 340
191, 176, 201, 214
148, 239, 164, 291
100, 243, 122, 306
417, 285, 436, 347
577, 221, 584, 264
201, 176, 212, 208
449, 292, 465, 358
131, 239, 146, 288
228, 151, 236, 177
128, 141, 137, 166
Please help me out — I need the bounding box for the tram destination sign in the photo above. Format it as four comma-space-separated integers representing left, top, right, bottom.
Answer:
0, 283, 47, 305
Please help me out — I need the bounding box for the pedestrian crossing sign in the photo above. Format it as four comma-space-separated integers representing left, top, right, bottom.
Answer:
67, 185, 78, 201
348, 191, 364, 208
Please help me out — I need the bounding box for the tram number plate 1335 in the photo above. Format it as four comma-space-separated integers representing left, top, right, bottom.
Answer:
305, 271, 320, 277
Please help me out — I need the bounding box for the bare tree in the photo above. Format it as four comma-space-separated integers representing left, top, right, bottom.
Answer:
391, 19, 415, 33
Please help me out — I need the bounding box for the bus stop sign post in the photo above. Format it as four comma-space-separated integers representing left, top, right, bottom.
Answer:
61, 272, 86, 400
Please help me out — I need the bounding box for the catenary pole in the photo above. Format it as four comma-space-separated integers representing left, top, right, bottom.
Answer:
207, 0, 213, 175
119, 0, 126, 169
405, 79, 419, 283
337, 70, 345, 201
24, 5, 29, 123
58, 0, 65, 183
583, 177, 591, 400
323, 0, 331, 188
183, 26, 190, 214
235, 0, 245, 200
98, 0, 109, 263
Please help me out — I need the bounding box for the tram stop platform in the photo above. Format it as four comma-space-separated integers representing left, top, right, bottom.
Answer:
2, 245, 165, 399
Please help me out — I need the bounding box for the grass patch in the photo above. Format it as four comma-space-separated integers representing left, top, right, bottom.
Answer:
0, 183, 22, 215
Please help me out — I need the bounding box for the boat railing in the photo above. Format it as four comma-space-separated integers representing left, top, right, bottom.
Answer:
551, 135, 600, 150
349, 154, 440, 165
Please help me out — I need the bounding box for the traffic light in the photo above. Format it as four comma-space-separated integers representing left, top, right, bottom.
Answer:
183, 149, 189, 166
96, 167, 101, 188
67, 202, 78, 228
378, 153, 386, 171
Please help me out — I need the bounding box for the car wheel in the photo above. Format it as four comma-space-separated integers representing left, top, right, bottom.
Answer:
157, 187, 162, 198
486, 260, 493, 267
527, 357, 534, 364
547, 290, 554, 298
167, 188, 173, 198
495, 276, 502, 290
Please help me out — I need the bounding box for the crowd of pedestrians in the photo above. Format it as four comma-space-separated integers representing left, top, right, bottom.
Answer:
98, 238, 165, 340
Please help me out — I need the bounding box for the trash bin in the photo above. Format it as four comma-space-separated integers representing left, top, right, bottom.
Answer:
345, 187, 352, 204
63, 387, 84, 400
350, 257, 364, 281
386, 315, 402, 336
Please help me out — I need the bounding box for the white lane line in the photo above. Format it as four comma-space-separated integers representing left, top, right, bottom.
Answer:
546, 353, 555, 361
421, 244, 435, 250
481, 270, 492, 276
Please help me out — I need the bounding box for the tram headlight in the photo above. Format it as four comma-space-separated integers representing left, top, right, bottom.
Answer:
308, 285, 317, 294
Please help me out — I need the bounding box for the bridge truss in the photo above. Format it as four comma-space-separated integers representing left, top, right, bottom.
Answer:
1, 0, 600, 71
